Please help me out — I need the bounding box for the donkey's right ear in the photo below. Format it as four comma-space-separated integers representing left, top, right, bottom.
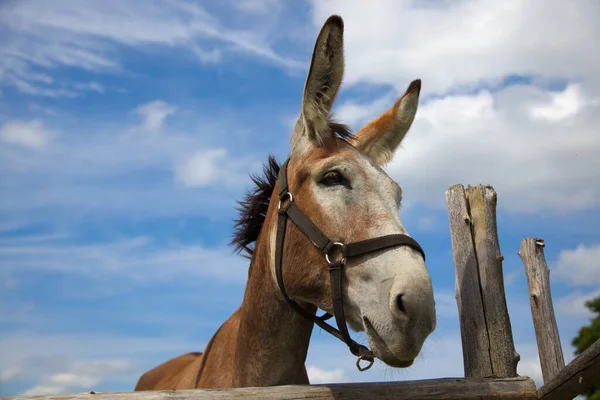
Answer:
291, 15, 345, 155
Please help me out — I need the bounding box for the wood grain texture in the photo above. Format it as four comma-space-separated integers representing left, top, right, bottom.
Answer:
465, 185, 518, 377
538, 338, 600, 400
1, 377, 538, 400
446, 184, 493, 378
518, 238, 565, 383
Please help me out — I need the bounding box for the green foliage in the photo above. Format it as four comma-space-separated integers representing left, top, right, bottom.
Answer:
571, 295, 600, 399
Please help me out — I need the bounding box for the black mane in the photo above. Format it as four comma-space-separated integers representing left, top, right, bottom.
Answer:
231, 155, 280, 259
230, 121, 353, 259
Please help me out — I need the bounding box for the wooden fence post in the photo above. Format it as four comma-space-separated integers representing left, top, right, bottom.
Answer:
446, 184, 518, 378
465, 185, 518, 377
446, 184, 493, 378
519, 238, 565, 383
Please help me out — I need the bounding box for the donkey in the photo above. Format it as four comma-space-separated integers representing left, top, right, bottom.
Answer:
134, 15, 435, 391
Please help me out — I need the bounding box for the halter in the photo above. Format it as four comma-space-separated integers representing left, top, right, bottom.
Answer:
275, 159, 426, 371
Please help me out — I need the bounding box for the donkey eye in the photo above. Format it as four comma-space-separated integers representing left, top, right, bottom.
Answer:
320, 171, 351, 188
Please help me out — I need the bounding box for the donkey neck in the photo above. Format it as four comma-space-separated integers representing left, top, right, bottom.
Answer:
233, 223, 315, 387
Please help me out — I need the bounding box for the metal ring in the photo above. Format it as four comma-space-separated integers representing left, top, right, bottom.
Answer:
356, 355, 374, 372
325, 242, 345, 265
277, 192, 293, 210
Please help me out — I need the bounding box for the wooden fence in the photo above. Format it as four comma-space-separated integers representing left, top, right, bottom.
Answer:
2, 184, 599, 400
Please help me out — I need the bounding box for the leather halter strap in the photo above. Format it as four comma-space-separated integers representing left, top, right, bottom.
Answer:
274, 159, 425, 370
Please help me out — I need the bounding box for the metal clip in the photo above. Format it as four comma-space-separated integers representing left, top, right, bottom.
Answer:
325, 242, 346, 265
277, 192, 293, 211
356, 355, 374, 372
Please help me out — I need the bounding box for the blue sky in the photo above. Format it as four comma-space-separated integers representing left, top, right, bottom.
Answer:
1, 0, 600, 396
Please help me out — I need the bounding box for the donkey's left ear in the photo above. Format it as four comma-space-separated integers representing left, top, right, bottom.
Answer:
352, 79, 421, 166
291, 15, 345, 154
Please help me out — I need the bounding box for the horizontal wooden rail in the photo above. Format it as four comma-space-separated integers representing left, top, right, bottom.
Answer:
538, 338, 600, 400
1, 377, 537, 400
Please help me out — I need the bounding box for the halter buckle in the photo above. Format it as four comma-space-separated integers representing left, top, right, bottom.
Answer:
325, 242, 346, 265
277, 192, 293, 211
356, 355, 375, 372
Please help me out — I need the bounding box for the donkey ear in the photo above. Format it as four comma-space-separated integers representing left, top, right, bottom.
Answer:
352, 79, 421, 166
291, 15, 344, 154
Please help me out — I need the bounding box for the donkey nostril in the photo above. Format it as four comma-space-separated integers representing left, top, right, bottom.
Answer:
396, 294, 407, 314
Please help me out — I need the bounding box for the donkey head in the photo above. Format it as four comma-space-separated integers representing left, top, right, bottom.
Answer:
275, 15, 436, 368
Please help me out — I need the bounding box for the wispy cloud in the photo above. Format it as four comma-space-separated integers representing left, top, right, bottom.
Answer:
0, 0, 303, 97
554, 243, 600, 286
556, 289, 600, 317
22, 373, 102, 396
73, 81, 104, 94
174, 148, 259, 188
0, 332, 201, 395
0, 234, 248, 284
0, 119, 56, 149
133, 100, 178, 133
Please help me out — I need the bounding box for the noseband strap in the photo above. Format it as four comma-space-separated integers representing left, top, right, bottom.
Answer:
274, 159, 425, 370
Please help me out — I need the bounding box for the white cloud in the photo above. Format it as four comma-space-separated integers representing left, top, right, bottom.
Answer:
50, 373, 100, 387
173, 148, 254, 188
306, 366, 347, 384
346, 83, 600, 213
171, 127, 262, 187
0, 119, 55, 149
556, 289, 600, 317
311, 0, 600, 96
530, 84, 590, 122
174, 148, 227, 187
22, 373, 101, 395
134, 100, 177, 132
21, 385, 66, 396
517, 356, 543, 387
308, 1, 600, 214
554, 244, 600, 286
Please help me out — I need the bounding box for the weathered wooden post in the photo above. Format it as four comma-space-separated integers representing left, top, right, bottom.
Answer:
446, 184, 519, 378
465, 185, 518, 377
446, 184, 493, 378
518, 238, 565, 383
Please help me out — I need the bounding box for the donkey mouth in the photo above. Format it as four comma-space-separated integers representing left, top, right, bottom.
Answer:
363, 317, 414, 368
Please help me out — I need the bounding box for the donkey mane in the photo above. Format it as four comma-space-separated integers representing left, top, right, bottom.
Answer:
231, 121, 352, 258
